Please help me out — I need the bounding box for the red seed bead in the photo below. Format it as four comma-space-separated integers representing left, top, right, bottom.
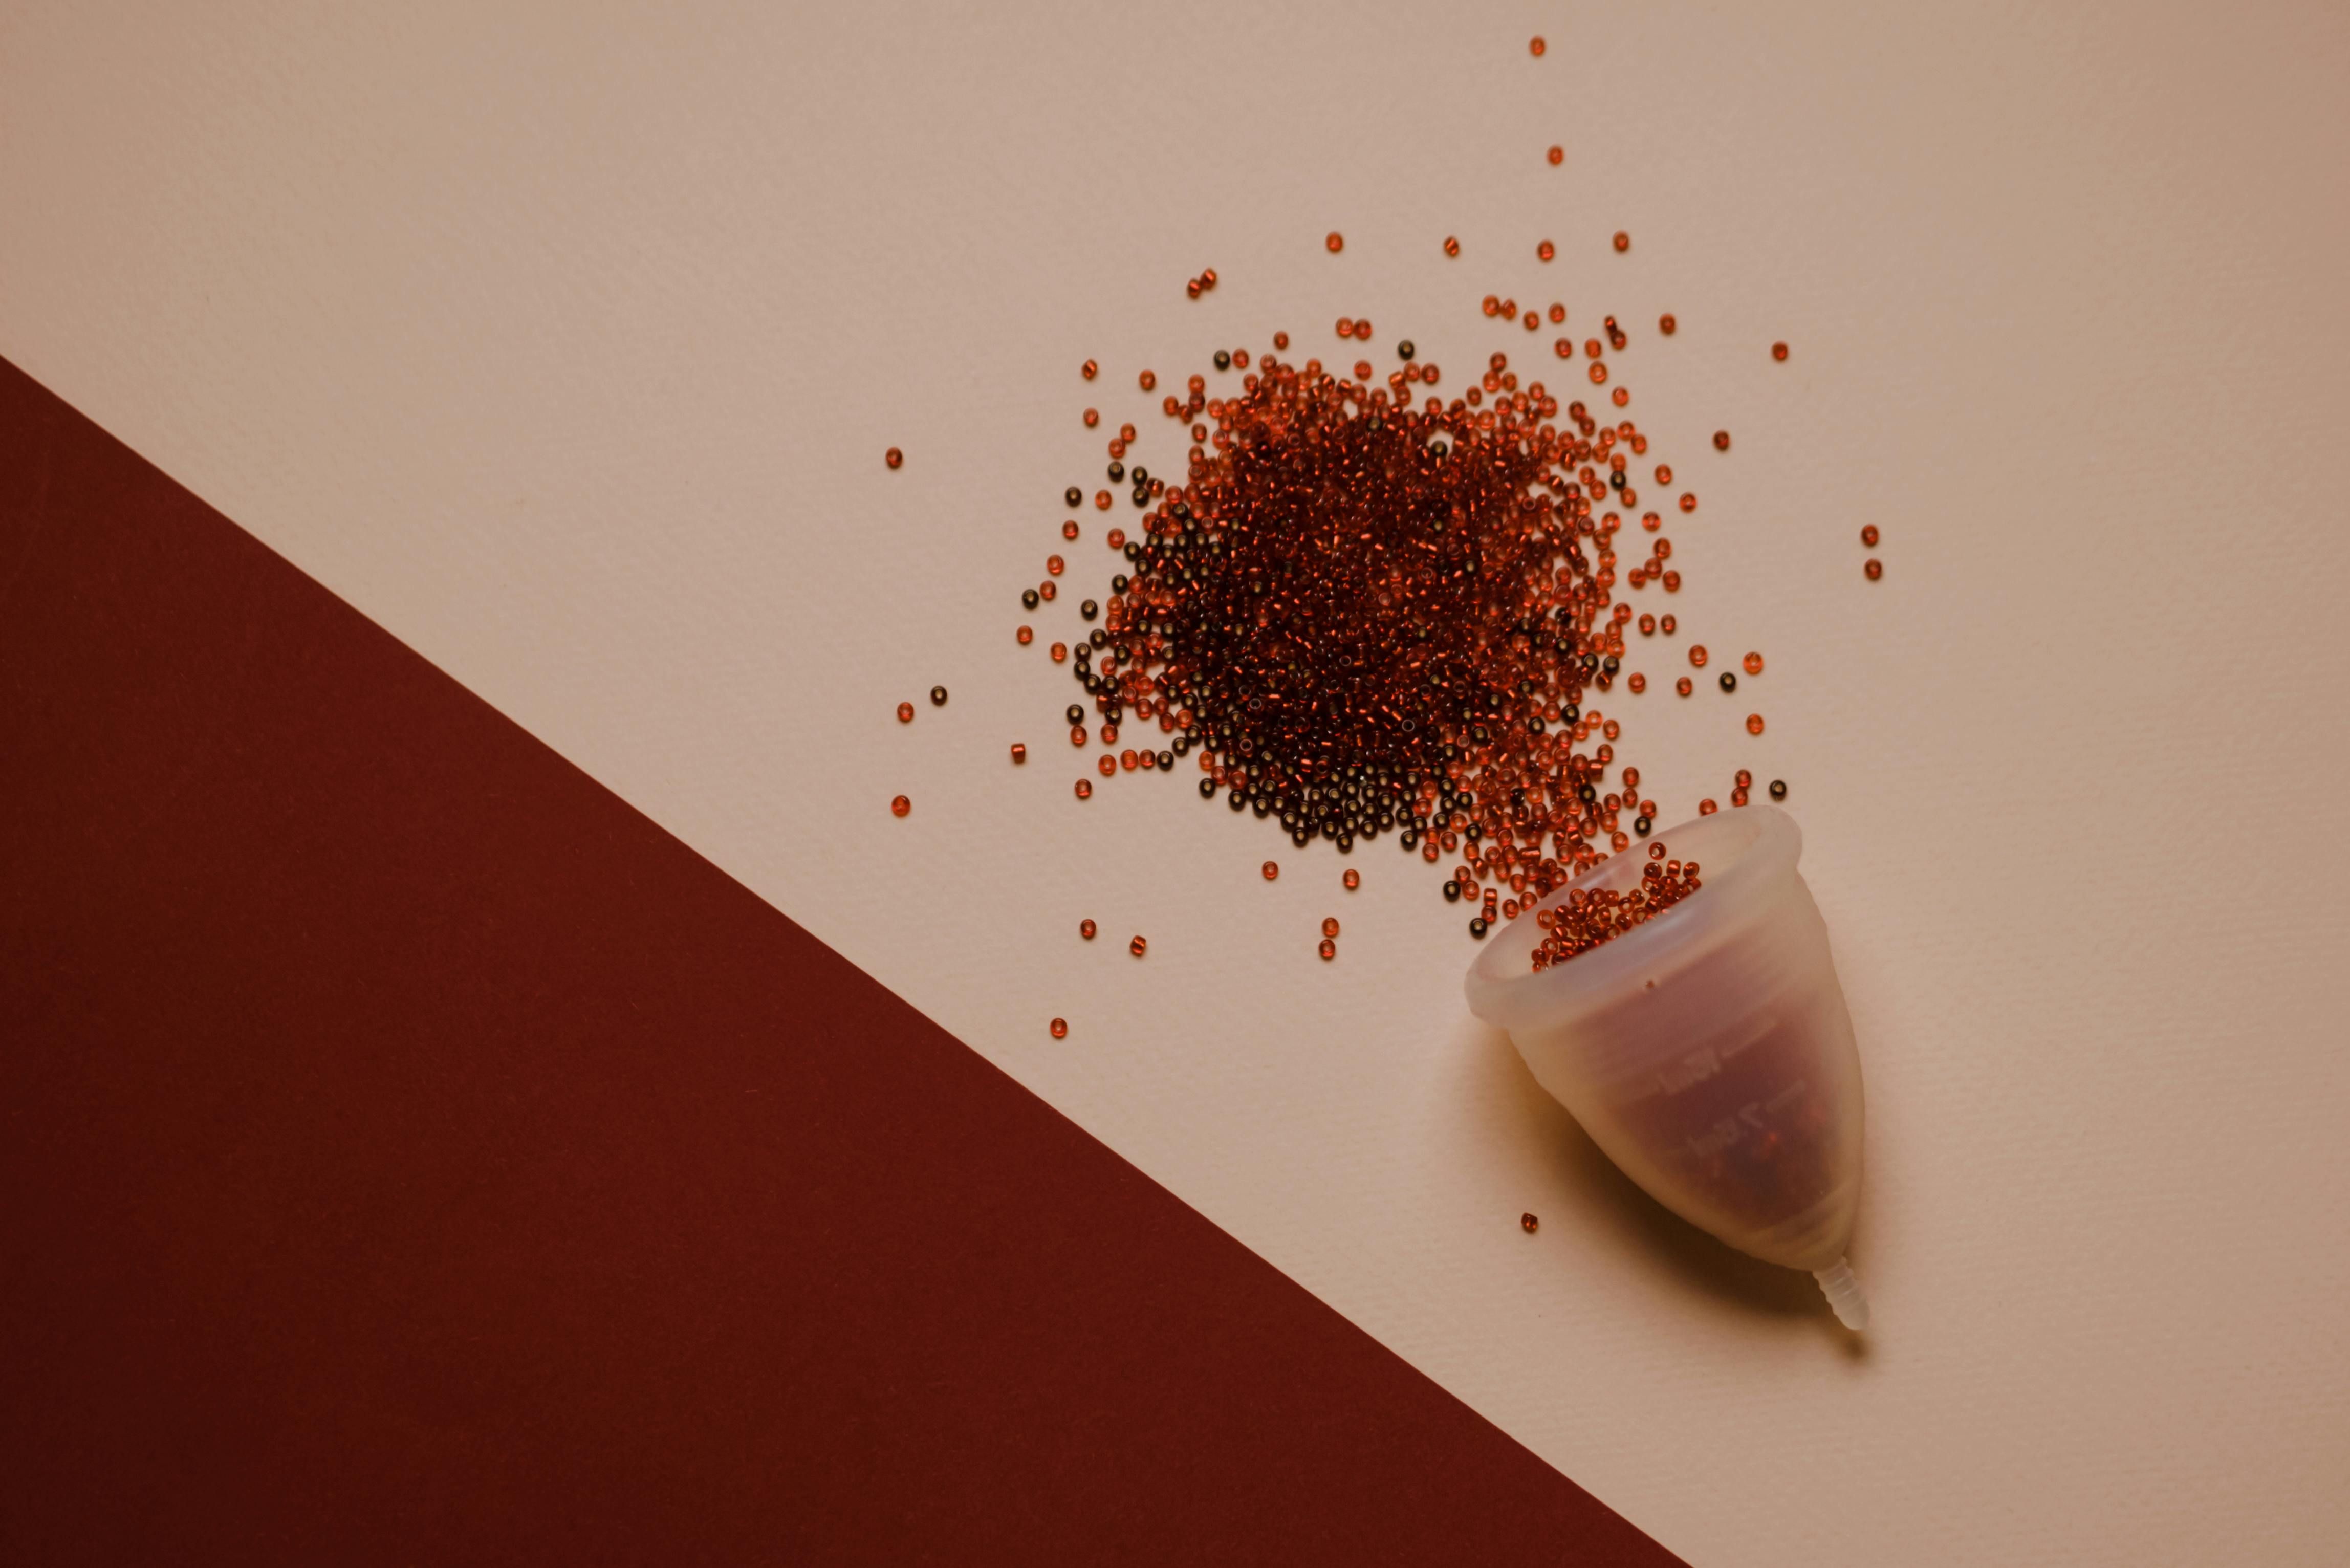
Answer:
1080, 919, 1097, 940
890, 794, 910, 817
1443, 236, 1460, 257
1129, 934, 1148, 958
1050, 642, 1067, 662
1263, 861, 1279, 881
1529, 35, 1546, 55
1688, 645, 1709, 668
1047, 555, 1064, 576
1083, 408, 1099, 427
1713, 430, 1730, 451
1861, 524, 1880, 547
1678, 493, 1696, 513
1699, 798, 1718, 815
1097, 754, 1115, 776
1321, 917, 1340, 939
1082, 359, 1098, 380
1743, 651, 1763, 675
885, 447, 903, 469
1011, 743, 1027, 764
1095, 491, 1112, 510
1016, 626, 1033, 645
1628, 673, 1647, 693
1062, 519, 1080, 540
1139, 370, 1157, 391
1676, 677, 1694, 697
1326, 232, 1344, 253
1343, 869, 1360, 890
1537, 239, 1555, 262
1772, 341, 1789, 361
1746, 713, 1765, 735
1521, 1212, 1539, 1233
1319, 938, 1336, 961
1612, 232, 1629, 252
897, 702, 915, 723
1074, 779, 1092, 799
1658, 313, 1677, 334
1865, 558, 1883, 579
1107, 527, 1126, 548
1547, 145, 1563, 165
1050, 1017, 1068, 1038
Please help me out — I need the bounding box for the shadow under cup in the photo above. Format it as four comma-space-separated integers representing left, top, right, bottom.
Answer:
1463, 805, 1866, 1285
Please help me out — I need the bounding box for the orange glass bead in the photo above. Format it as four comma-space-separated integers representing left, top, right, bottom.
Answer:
1319, 938, 1336, 961
1321, 917, 1340, 939
1443, 236, 1460, 257
1627, 673, 1647, 693
1699, 798, 1718, 815
885, 447, 903, 469
1074, 779, 1092, 799
1713, 430, 1730, 451
1130, 934, 1148, 958
897, 702, 914, 723
1537, 239, 1555, 262
1865, 558, 1883, 579
1139, 370, 1156, 391
1326, 232, 1344, 253
1263, 861, 1279, 881
1082, 359, 1098, 380
1547, 145, 1563, 165
1010, 743, 1027, 764
1080, 919, 1096, 940
1612, 232, 1629, 252
1679, 493, 1695, 512
1743, 651, 1763, 675
890, 794, 910, 817
1521, 1212, 1539, 1233
1676, 677, 1693, 697
1688, 645, 1708, 668
1016, 626, 1033, 645
1746, 713, 1765, 735
1658, 313, 1677, 335
1771, 341, 1789, 361
1049, 1017, 1068, 1038
1343, 869, 1360, 890
1861, 525, 1880, 547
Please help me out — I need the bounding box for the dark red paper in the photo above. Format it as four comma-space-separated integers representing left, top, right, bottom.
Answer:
0, 355, 1684, 1566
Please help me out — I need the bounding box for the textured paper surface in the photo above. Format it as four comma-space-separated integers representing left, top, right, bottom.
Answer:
6, 2, 2348, 1562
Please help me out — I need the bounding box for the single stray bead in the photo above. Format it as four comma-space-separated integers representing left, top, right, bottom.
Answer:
1064, 486, 1082, 507
1529, 35, 1546, 55
1547, 145, 1563, 165
1321, 917, 1340, 939
1343, 869, 1360, 890
1769, 779, 1787, 800
1443, 236, 1460, 257
1326, 232, 1344, 253
1130, 934, 1148, 958
1050, 1017, 1068, 1039
1744, 651, 1763, 675
1720, 672, 1737, 692
1537, 239, 1555, 262
1082, 359, 1098, 380
1659, 313, 1677, 335
1861, 525, 1880, 547
1263, 860, 1279, 881
1319, 938, 1336, 961
930, 685, 948, 706
1746, 713, 1766, 735
1714, 430, 1730, 450
1010, 743, 1027, 764
1865, 558, 1883, 580
1521, 1212, 1539, 1233
1074, 779, 1092, 799
885, 447, 903, 469
1081, 919, 1097, 940
890, 794, 910, 817
897, 702, 914, 723
1772, 341, 1789, 361
1612, 231, 1629, 252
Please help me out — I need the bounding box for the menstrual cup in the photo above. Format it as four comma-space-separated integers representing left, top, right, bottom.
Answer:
1463, 804, 1870, 1329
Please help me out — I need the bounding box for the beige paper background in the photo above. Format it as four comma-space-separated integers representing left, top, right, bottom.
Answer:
7, 2, 2348, 1561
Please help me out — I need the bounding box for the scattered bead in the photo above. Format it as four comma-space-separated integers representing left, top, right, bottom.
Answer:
1050, 1017, 1068, 1038
1081, 919, 1097, 940
1865, 558, 1883, 580
1326, 232, 1344, 253
1321, 917, 1340, 939
1075, 779, 1092, 799
1011, 743, 1027, 764
1612, 232, 1629, 252
1547, 145, 1563, 165
1130, 934, 1148, 958
1529, 35, 1546, 56
1082, 360, 1098, 381
1659, 313, 1677, 335
1444, 236, 1460, 257
891, 795, 910, 817
1017, 626, 1034, 645
1746, 713, 1765, 735
1772, 341, 1789, 361
930, 685, 948, 706
1343, 869, 1360, 890
1537, 239, 1555, 262
1713, 430, 1730, 451
1521, 1212, 1539, 1233
1861, 525, 1880, 547
1744, 652, 1763, 676
885, 447, 903, 469
897, 702, 915, 723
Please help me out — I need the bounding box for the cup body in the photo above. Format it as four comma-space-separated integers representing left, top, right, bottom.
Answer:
1463, 805, 1864, 1272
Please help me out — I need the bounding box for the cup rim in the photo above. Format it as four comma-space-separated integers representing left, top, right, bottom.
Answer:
1462, 802, 1804, 1033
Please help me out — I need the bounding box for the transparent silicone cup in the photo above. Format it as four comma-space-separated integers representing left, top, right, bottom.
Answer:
1463, 804, 1871, 1329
